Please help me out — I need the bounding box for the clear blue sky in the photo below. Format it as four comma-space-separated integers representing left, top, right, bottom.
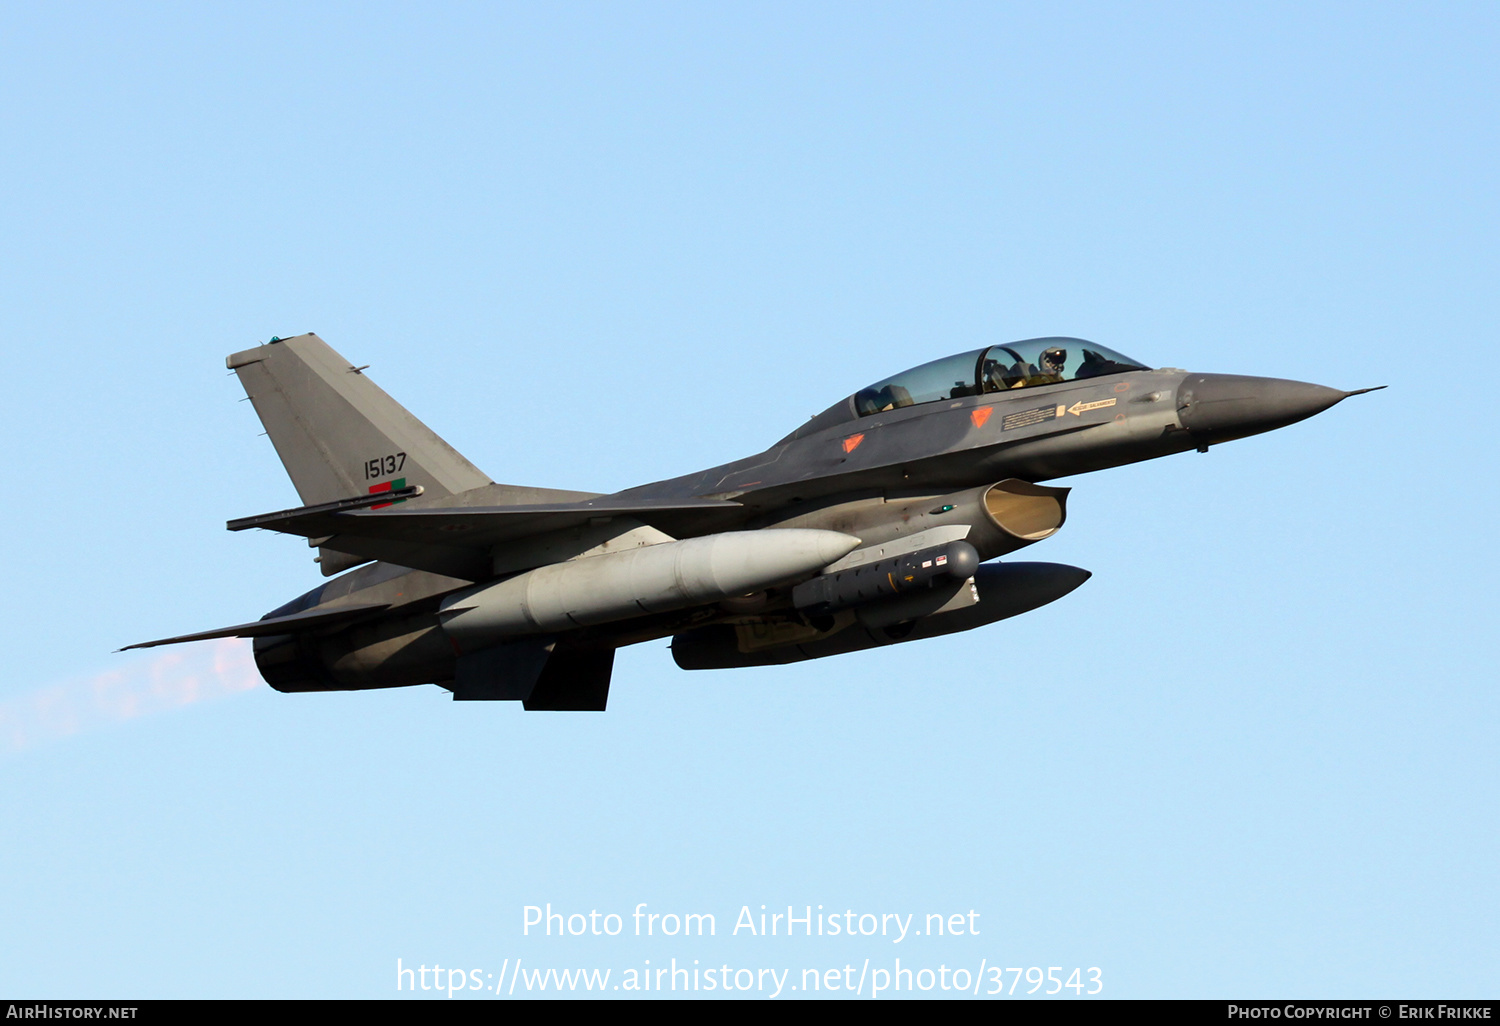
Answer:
1, 1, 1495, 999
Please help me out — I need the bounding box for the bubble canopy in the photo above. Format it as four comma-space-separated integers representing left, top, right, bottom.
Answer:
852, 337, 1149, 417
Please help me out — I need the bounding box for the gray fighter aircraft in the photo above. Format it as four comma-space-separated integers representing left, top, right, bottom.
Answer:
127, 334, 1379, 709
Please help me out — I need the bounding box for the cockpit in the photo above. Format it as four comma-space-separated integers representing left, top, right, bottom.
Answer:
852, 337, 1148, 417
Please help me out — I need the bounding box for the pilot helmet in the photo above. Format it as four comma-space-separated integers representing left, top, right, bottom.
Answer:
1040, 347, 1067, 376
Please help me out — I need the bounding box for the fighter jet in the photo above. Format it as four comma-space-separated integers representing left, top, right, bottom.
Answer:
126, 334, 1380, 710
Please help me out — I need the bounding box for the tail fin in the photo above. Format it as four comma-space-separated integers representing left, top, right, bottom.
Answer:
227, 333, 491, 507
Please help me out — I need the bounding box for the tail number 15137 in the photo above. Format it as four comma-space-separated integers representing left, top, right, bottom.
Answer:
364, 452, 407, 480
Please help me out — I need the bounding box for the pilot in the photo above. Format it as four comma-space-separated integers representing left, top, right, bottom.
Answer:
1036, 346, 1067, 384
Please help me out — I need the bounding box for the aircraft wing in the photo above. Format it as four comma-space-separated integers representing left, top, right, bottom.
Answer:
227, 496, 745, 580
122, 602, 391, 651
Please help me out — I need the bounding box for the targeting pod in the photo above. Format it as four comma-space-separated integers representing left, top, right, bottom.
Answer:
792, 540, 980, 615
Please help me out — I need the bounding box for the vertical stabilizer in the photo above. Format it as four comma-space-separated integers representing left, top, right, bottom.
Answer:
227, 333, 491, 507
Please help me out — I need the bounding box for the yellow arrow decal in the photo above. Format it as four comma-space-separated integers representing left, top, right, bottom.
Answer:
1067, 397, 1118, 416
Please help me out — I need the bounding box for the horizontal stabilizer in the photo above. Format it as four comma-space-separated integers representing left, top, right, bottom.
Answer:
121, 602, 390, 651
226, 496, 745, 580
227, 485, 425, 532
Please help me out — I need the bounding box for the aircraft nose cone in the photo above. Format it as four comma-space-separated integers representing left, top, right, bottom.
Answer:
1177, 374, 1348, 442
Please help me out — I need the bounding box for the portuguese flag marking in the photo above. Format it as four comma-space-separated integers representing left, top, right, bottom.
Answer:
368, 477, 407, 509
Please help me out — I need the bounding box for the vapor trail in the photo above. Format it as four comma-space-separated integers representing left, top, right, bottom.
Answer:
0, 639, 260, 755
